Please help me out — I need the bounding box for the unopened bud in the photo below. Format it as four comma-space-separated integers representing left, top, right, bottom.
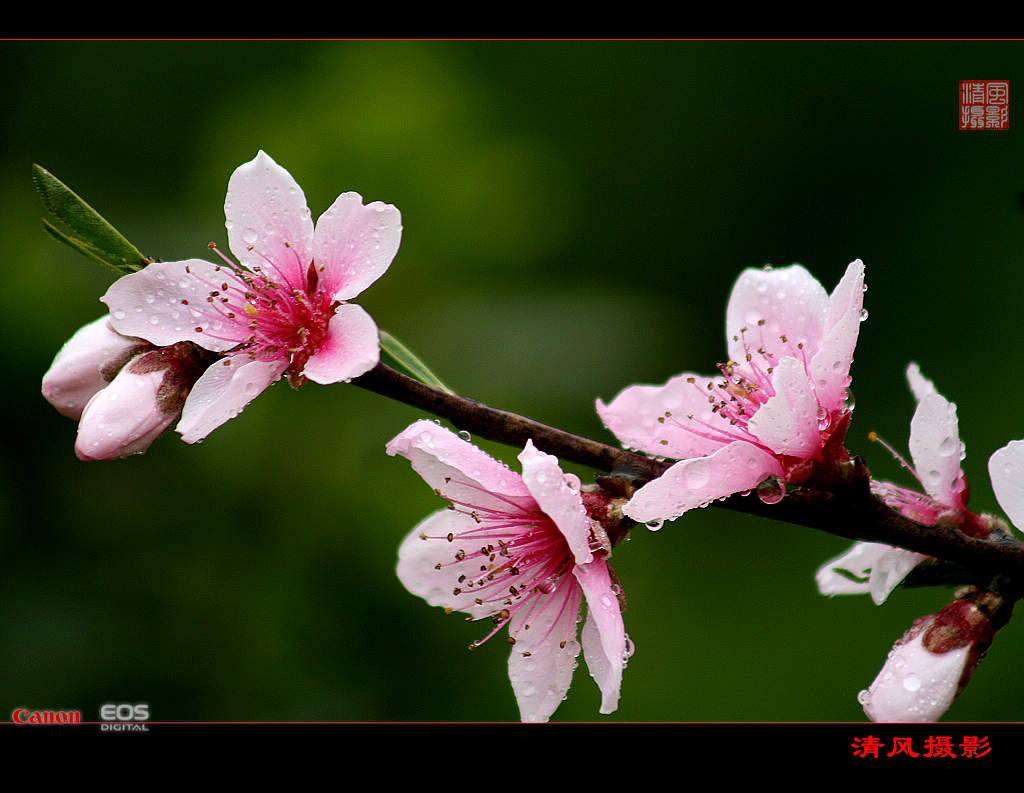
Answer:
42, 317, 148, 419
859, 590, 998, 723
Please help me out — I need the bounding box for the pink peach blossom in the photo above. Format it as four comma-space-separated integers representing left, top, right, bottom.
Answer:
817, 364, 978, 604
388, 420, 629, 722
598, 260, 865, 524
101, 150, 401, 443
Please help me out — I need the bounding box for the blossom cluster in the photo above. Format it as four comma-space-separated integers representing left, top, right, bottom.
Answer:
40, 152, 1024, 723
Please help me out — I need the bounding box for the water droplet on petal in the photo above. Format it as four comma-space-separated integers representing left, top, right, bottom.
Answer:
457, 430, 471, 441
645, 519, 664, 531
756, 475, 785, 505
859, 308, 869, 322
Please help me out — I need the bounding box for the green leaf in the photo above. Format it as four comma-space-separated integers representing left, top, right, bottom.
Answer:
32, 163, 151, 276
379, 330, 454, 395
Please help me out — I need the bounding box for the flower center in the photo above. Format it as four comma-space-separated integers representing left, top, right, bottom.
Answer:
422, 481, 576, 651
194, 243, 335, 386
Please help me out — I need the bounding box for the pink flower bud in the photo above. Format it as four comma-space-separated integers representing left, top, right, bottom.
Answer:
75, 363, 178, 461
42, 317, 147, 419
860, 597, 994, 722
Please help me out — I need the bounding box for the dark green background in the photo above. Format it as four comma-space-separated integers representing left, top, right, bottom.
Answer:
3, 40, 1023, 722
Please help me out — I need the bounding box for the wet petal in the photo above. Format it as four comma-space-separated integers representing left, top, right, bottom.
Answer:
725, 264, 828, 365
870, 547, 930, 605
747, 356, 821, 457
909, 391, 966, 508
989, 439, 1024, 532
314, 192, 402, 301
574, 561, 625, 715
519, 440, 593, 565
624, 441, 784, 523
75, 366, 176, 460
395, 509, 498, 620
176, 357, 286, 443
808, 259, 864, 414
225, 150, 314, 290
506, 576, 582, 723
816, 541, 891, 597
596, 372, 730, 458
386, 421, 535, 514
302, 303, 380, 385
906, 362, 937, 402
42, 316, 145, 420
861, 630, 970, 723
101, 259, 247, 352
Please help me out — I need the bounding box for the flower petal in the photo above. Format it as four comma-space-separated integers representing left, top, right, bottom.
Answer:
624, 441, 784, 523
574, 561, 626, 715
989, 439, 1024, 532
101, 259, 247, 352
75, 366, 176, 460
725, 264, 828, 366
909, 391, 966, 508
861, 630, 970, 723
870, 547, 930, 605
808, 259, 864, 414
386, 420, 534, 514
175, 357, 286, 443
302, 303, 380, 385
519, 440, 593, 565
816, 541, 891, 596
314, 192, 403, 301
506, 576, 582, 722
225, 150, 314, 291
596, 372, 730, 458
746, 356, 821, 457
395, 509, 498, 620
905, 362, 936, 402
42, 316, 145, 420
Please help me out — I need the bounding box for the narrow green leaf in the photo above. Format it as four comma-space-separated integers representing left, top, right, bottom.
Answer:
32, 163, 151, 275
379, 330, 455, 395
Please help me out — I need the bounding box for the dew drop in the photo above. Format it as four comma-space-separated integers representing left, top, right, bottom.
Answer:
902, 673, 922, 692
645, 519, 664, 531
113, 309, 126, 320
457, 430, 471, 441
242, 228, 258, 244
756, 475, 785, 505
859, 308, 869, 322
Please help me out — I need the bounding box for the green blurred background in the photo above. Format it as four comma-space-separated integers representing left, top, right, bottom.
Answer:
3, 40, 1024, 722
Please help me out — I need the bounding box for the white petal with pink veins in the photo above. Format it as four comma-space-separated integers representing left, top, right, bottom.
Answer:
747, 356, 822, 457
506, 577, 582, 723
808, 259, 864, 414
302, 303, 380, 385
909, 391, 966, 508
225, 150, 315, 291
519, 441, 594, 566
725, 264, 829, 366
597, 372, 736, 459
624, 441, 784, 523
387, 421, 535, 514
314, 192, 402, 302
101, 259, 247, 352
176, 357, 286, 443
574, 561, 625, 715
989, 439, 1024, 532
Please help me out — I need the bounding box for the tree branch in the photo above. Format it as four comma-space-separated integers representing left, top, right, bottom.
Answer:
351, 362, 1024, 579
